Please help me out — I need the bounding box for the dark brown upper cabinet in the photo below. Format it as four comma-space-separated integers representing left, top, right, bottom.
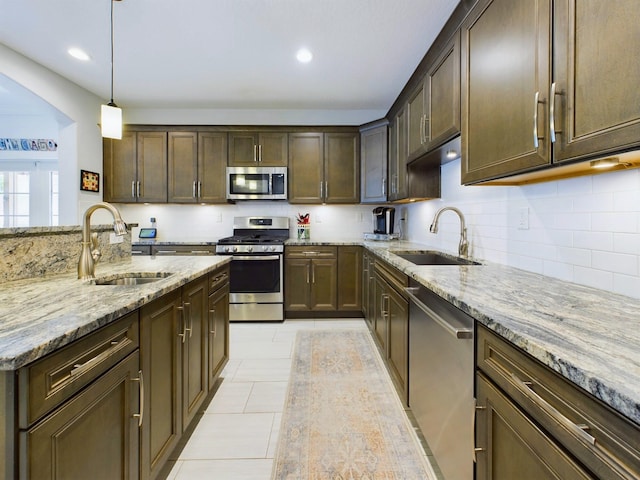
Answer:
461, 0, 640, 185
228, 131, 288, 166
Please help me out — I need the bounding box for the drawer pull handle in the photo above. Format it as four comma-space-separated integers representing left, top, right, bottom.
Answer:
70, 337, 125, 376
132, 369, 144, 427
510, 373, 596, 446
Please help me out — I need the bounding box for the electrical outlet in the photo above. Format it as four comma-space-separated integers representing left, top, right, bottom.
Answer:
518, 207, 529, 230
109, 232, 124, 244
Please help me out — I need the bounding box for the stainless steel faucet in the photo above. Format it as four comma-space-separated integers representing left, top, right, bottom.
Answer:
78, 202, 127, 280
429, 206, 468, 257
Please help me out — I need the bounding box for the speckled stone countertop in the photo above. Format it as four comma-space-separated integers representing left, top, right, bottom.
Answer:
1, 238, 639, 426
0, 255, 230, 371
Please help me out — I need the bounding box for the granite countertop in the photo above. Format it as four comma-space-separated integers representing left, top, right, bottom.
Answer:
0, 255, 230, 370
362, 241, 640, 426
1, 238, 638, 426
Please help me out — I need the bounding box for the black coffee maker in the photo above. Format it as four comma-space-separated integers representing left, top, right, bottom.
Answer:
373, 207, 395, 234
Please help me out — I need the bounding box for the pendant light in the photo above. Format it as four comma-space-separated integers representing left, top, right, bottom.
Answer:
101, 0, 122, 139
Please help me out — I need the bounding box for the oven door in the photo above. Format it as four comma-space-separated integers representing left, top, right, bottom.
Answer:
229, 254, 283, 303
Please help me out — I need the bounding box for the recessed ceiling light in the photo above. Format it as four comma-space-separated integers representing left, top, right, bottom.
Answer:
296, 48, 313, 63
68, 47, 91, 61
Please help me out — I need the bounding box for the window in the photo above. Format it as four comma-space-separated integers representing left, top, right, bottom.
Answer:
0, 171, 30, 227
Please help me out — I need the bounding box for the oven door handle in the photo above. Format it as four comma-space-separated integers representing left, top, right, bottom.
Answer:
232, 255, 281, 261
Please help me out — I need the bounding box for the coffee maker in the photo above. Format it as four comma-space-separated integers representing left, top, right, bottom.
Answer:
373, 207, 395, 234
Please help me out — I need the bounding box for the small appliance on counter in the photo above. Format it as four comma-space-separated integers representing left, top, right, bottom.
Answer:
373, 206, 395, 234
365, 207, 399, 241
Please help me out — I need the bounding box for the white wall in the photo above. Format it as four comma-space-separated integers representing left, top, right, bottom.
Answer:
405, 160, 640, 300
117, 202, 376, 243
1, 44, 104, 225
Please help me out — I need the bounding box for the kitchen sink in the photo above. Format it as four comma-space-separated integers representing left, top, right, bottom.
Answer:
392, 250, 480, 266
92, 272, 173, 286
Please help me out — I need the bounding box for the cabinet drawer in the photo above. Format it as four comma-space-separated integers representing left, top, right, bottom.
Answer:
477, 325, 640, 479
209, 266, 229, 294
19, 312, 139, 428
374, 259, 408, 296
151, 244, 216, 255
285, 246, 337, 259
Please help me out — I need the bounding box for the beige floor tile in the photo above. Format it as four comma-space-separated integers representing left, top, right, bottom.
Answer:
205, 381, 253, 414
244, 381, 288, 413
171, 459, 273, 480
179, 412, 274, 460
266, 413, 282, 459
233, 358, 292, 382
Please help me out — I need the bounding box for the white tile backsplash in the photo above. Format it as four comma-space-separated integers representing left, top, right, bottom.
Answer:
407, 159, 640, 300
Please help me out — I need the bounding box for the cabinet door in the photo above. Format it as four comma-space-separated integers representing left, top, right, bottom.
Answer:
373, 274, 388, 353
258, 132, 288, 166
324, 132, 359, 203
461, 0, 551, 184
198, 132, 228, 203
387, 286, 408, 405
476, 373, 594, 480
140, 289, 182, 480
208, 284, 229, 388
167, 131, 198, 203
22, 351, 140, 480
394, 108, 409, 200
552, 0, 640, 163
284, 258, 312, 310
426, 30, 461, 150
310, 258, 338, 311
407, 80, 427, 160
337, 246, 362, 311
103, 132, 137, 203
137, 131, 168, 202
228, 132, 259, 166
361, 252, 371, 322
360, 125, 387, 203
181, 277, 208, 429
288, 132, 324, 204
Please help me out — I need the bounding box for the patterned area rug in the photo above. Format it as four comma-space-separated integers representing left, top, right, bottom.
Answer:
272, 330, 434, 480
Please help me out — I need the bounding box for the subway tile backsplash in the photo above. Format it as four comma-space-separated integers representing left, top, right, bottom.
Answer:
407, 160, 640, 300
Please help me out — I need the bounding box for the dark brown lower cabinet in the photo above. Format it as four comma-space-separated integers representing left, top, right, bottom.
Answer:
284, 246, 337, 313
476, 372, 593, 480
337, 246, 362, 311
181, 276, 209, 429
208, 279, 229, 388
22, 351, 140, 480
140, 289, 182, 480
373, 260, 409, 404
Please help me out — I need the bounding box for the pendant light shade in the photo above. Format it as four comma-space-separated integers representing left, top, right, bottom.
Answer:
101, 0, 122, 139
101, 102, 122, 139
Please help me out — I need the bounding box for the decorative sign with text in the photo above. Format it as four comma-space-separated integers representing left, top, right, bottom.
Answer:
0, 138, 57, 151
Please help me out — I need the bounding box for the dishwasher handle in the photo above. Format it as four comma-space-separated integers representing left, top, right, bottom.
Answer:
405, 287, 473, 339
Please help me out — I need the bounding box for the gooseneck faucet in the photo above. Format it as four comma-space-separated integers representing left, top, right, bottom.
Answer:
78, 202, 128, 280
429, 206, 468, 257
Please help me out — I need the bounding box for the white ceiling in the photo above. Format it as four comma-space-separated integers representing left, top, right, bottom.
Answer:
0, 0, 459, 122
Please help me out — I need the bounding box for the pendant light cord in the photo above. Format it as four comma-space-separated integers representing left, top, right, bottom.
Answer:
109, 0, 120, 106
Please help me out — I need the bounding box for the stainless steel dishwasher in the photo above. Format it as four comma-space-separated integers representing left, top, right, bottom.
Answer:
406, 279, 474, 480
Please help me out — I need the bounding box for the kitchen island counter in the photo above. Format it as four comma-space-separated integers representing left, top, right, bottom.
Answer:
0, 255, 230, 370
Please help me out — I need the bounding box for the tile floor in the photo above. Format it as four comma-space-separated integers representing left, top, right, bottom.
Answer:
166, 318, 428, 480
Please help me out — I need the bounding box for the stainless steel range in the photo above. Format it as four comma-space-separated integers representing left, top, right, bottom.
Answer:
216, 216, 289, 322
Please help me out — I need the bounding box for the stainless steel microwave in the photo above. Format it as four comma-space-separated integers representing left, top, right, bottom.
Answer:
226, 166, 287, 200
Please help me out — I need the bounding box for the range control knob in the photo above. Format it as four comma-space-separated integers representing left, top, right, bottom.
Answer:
246, 246, 253, 253
232, 246, 238, 253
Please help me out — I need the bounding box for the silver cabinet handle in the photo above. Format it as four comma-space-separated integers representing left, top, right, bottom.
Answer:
382, 177, 386, 197
155, 250, 178, 255
404, 287, 473, 339
136, 181, 141, 198
324, 181, 328, 200
131, 181, 136, 199
132, 369, 144, 427
193, 180, 197, 198
312, 263, 315, 284
197, 181, 202, 198
184, 301, 192, 338
306, 264, 310, 284
533, 91, 544, 148
473, 399, 486, 461
550, 82, 562, 144
253, 144, 257, 162
177, 304, 186, 343
209, 308, 216, 337
510, 372, 596, 446
258, 144, 262, 162
319, 181, 324, 200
